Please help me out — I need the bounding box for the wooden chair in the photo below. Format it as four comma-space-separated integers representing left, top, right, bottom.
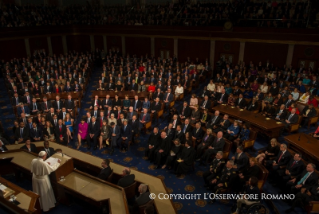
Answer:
138, 199, 154, 214
124, 182, 137, 200
287, 115, 302, 133
242, 128, 258, 150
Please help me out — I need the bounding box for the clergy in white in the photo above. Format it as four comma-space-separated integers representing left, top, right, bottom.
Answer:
30, 151, 60, 212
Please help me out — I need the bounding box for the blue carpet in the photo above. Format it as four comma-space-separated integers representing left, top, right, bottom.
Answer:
1, 66, 315, 214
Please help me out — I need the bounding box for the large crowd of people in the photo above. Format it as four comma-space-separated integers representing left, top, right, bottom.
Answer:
1, 45, 319, 213
0, 0, 317, 28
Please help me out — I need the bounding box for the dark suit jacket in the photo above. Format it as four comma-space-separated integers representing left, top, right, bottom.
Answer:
30, 102, 41, 112
41, 147, 55, 158
234, 152, 249, 172
20, 144, 37, 153
207, 115, 222, 129
91, 99, 102, 107
286, 113, 299, 124
88, 122, 100, 136
179, 106, 191, 118
41, 101, 52, 112
131, 100, 142, 110
129, 120, 139, 134
274, 109, 288, 120
117, 174, 135, 188
64, 99, 75, 110
135, 192, 151, 206
55, 125, 68, 141
174, 131, 186, 144
120, 125, 132, 140
234, 98, 246, 109
296, 170, 318, 189
163, 93, 174, 102
98, 167, 112, 181
102, 99, 113, 108
285, 159, 305, 177
302, 106, 317, 118
30, 127, 43, 140
15, 127, 29, 141
181, 124, 193, 134
275, 150, 291, 166
200, 100, 212, 109
129, 83, 138, 91
216, 93, 228, 103
17, 106, 30, 115
209, 138, 225, 153
192, 128, 204, 140
53, 100, 64, 111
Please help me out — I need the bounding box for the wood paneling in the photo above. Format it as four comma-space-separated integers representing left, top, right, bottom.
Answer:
94, 35, 104, 51
29, 37, 48, 54
292, 45, 319, 69
215, 41, 240, 66
244, 42, 288, 67
154, 38, 174, 58
125, 37, 151, 57
66, 35, 90, 52
106, 36, 122, 53
51, 36, 64, 55
178, 39, 210, 63
0, 39, 26, 60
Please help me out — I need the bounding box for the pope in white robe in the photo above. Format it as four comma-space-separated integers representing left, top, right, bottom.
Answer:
30, 151, 60, 212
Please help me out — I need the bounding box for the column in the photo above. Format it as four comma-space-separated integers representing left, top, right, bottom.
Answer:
62, 36, 67, 54
47, 37, 53, 56
24, 38, 31, 57
151, 37, 155, 57
238, 42, 245, 63
286, 44, 294, 67
103, 35, 107, 51
121, 36, 126, 56
174, 38, 178, 58
210, 40, 215, 70
90, 35, 95, 51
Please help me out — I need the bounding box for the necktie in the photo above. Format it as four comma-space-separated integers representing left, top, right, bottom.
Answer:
134, 101, 137, 110
291, 161, 296, 168
20, 128, 23, 138
220, 94, 224, 101
113, 127, 115, 134
288, 114, 293, 121
298, 172, 310, 185
278, 152, 284, 162
211, 116, 217, 124
142, 114, 146, 121
173, 120, 176, 127
183, 125, 186, 133
63, 112, 65, 119
117, 113, 120, 119
34, 103, 36, 110
166, 93, 169, 101
124, 126, 126, 132
100, 118, 103, 127
16, 98, 18, 105
203, 100, 207, 107
45, 102, 47, 110
182, 107, 185, 115
58, 101, 60, 109
27, 96, 30, 103
204, 135, 208, 141
22, 107, 25, 113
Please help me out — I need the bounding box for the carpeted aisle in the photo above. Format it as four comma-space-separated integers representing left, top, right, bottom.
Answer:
1, 66, 315, 214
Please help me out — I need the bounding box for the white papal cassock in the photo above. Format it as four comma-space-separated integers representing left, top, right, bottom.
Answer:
30, 157, 60, 212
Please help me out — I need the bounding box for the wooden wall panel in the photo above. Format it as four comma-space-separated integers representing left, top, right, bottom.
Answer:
106, 36, 122, 53
94, 35, 104, 50
66, 35, 90, 52
244, 42, 288, 67
125, 37, 151, 57
215, 41, 240, 66
292, 45, 319, 69
29, 37, 48, 54
51, 36, 64, 55
178, 39, 210, 63
154, 38, 174, 58
0, 39, 26, 60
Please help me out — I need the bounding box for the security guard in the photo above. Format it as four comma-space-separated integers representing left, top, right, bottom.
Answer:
208, 160, 236, 204
203, 151, 225, 188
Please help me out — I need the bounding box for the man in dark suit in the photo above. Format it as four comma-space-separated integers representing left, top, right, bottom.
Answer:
102, 95, 113, 109
30, 98, 41, 115
117, 168, 135, 188
213, 114, 231, 133
55, 119, 68, 145
11, 93, 23, 106
301, 104, 317, 127
265, 144, 291, 171
234, 94, 246, 109
23, 92, 33, 105
64, 95, 75, 114
41, 141, 55, 158
231, 146, 249, 172
192, 122, 204, 143
181, 119, 193, 134
153, 88, 163, 101
283, 108, 299, 129
129, 79, 138, 91
17, 103, 30, 116
200, 131, 225, 164
145, 127, 161, 161
274, 153, 304, 185
134, 184, 151, 206
117, 120, 132, 152
98, 159, 112, 181
15, 121, 29, 144
207, 111, 222, 130
110, 122, 120, 154
214, 89, 228, 105
44, 82, 52, 94
129, 115, 139, 144
91, 95, 102, 109
150, 98, 162, 118
287, 163, 318, 194
284, 94, 294, 109
179, 101, 192, 120
52, 95, 63, 114
203, 151, 225, 187
41, 97, 52, 113
174, 125, 186, 145
87, 116, 100, 150
200, 95, 212, 110
274, 104, 288, 121
139, 108, 150, 130
163, 88, 174, 108
165, 123, 175, 141
20, 138, 37, 153
30, 122, 43, 142
132, 96, 142, 112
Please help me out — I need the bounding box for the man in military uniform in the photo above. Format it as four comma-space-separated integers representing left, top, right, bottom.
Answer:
208, 160, 236, 204
203, 151, 225, 188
